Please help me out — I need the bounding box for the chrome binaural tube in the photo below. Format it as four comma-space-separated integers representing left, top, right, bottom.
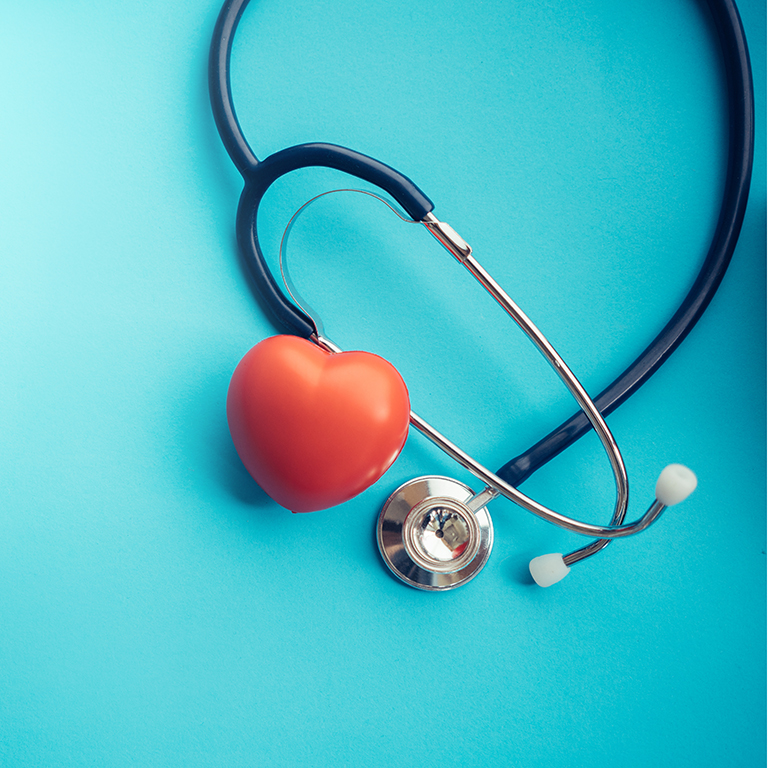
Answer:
420, 212, 640, 539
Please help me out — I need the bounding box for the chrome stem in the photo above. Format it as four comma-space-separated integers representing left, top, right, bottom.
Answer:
421, 212, 635, 539
563, 500, 666, 564
314, 210, 658, 540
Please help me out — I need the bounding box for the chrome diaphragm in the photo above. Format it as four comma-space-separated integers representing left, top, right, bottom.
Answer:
377, 476, 493, 591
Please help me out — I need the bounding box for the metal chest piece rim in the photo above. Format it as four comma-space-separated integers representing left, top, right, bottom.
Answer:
377, 476, 494, 591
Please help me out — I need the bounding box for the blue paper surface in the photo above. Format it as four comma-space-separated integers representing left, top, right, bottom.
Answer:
0, 1, 764, 766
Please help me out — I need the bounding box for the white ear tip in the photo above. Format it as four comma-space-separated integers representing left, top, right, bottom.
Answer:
529, 553, 570, 587
655, 464, 698, 506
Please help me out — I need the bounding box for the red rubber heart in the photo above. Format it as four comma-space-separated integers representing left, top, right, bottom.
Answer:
226, 335, 411, 513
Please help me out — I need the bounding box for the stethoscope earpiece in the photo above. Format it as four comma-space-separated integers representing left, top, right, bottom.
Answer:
529, 554, 570, 588
655, 464, 698, 507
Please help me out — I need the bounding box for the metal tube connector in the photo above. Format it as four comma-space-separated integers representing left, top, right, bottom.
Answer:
422, 212, 473, 262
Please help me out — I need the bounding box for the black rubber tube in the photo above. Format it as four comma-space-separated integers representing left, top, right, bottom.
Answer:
208, 0, 754, 485
209, 0, 260, 176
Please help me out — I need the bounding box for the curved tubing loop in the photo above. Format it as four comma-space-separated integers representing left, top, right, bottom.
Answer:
235, 145, 433, 337
211, 0, 753, 478
210, 0, 434, 337
209, 0, 436, 225
210, 0, 753, 542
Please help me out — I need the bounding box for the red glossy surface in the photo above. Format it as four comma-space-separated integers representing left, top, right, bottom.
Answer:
226, 335, 411, 513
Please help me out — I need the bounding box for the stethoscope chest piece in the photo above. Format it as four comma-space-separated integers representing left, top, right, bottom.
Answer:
377, 476, 493, 591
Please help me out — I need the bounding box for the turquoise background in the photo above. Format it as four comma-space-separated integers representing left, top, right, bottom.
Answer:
0, 1, 764, 766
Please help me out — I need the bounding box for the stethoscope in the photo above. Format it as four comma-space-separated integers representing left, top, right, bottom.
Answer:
209, 0, 754, 590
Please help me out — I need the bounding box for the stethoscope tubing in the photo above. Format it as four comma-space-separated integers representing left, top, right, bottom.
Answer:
209, 0, 754, 503
233, 144, 434, 338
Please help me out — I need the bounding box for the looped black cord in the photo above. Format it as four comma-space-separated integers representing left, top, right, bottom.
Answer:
208, 0, 754, 485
